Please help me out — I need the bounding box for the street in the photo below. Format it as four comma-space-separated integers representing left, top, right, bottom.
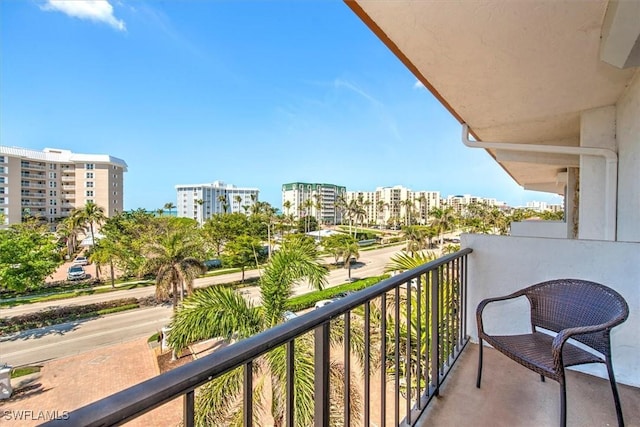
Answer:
0, 245, 404, 367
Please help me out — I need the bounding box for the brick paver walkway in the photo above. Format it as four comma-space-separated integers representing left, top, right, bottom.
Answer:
0, 337, 181, 426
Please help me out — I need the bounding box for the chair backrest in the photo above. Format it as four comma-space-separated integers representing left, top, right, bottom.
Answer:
524, 279, 629, 355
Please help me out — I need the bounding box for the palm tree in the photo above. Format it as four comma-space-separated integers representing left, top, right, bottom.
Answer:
72, 201, 106, 278
163, 202, 176, 216
90, 238, 120, 287
282, 200, 292, 217
376, 200, 386, 228
168, 237, 363, 425
56, 215, 83, 258
143, 229, 205, 310
216, 194, 229, 214
429, 206, 457, 245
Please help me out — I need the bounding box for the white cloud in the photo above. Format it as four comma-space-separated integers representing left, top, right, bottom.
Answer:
413, 80, 425, 89
42, 0, 126, 31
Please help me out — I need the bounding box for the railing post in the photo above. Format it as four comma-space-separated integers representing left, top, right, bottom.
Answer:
184, 390, 195, 427
244, 361, 253, 427
430, 268, 440, 396
314, 323, 330, 427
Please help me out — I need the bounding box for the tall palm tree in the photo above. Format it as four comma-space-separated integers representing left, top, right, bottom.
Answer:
429, 206, 457, 245
282, 200, 292, 216
217, 194, 229, 214
72, 201, 106, 278
168, 237, 363, 425
56, 215, 83, 257
163, 202, 176, 216
143, 229, 205, 310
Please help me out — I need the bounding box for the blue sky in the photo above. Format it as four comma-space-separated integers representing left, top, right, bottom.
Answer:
1, 0, 562, 211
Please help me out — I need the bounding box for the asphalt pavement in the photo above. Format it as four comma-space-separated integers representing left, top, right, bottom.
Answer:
0, 245, 404, 367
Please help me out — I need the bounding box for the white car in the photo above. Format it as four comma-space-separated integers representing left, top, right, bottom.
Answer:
67, 265, 87, 281
73, 256, 89, 266
314, 299, 334, 309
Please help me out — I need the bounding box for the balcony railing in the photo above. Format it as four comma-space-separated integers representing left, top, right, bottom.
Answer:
43, 249, 472, 427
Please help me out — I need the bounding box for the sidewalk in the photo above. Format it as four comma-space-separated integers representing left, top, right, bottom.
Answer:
0, 337, 181, 426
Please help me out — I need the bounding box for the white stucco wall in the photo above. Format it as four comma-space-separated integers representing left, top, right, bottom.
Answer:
616, 71, 640, 243
462, 233, 640, 387
510, 220, 567, 238
579, 106, 617, 241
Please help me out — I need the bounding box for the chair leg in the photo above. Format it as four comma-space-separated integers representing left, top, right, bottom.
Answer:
605, 357, 625, 427
560, 381, 567, 427
476, 338, 483, 388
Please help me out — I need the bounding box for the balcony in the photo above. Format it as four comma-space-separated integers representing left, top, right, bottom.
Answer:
42, 242, 639, 427
20, 172, 46, 180
20, 162, 46, 170
61, 175, 75, 182
62, 185, 75, 191
21, 192, 46, 198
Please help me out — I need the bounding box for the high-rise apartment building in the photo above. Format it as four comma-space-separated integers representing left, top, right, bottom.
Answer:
176, 181, 259, 224
0, 146, 127, 226
282, 182, 346, 225
346, 185, 441, 227
444, 194, 506, 216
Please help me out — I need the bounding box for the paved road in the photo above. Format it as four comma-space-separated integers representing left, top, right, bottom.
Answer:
0, 244, 403, 318
0, 245, 403, 367
0, 306, 172, 367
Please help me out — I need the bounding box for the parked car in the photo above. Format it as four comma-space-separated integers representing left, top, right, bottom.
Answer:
203, 259, 222, 270
282, 311, 298, 321
73, 256, 89, 266
67, 265, 87, 281
314, 299, 334, 309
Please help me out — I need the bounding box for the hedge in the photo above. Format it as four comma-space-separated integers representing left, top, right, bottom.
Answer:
0, 298, 139, 335
285, 275, 390, 312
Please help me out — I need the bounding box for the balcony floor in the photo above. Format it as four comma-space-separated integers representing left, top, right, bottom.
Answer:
417, 344, 640, 427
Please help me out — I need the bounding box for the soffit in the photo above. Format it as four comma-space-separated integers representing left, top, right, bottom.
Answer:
347, 0, 637, 193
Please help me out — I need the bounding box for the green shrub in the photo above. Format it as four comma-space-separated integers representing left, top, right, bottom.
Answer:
285, 275, 389, 312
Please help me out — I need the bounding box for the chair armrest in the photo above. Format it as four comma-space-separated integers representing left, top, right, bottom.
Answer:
550, 323, 613, 370
476, 290, 528, 336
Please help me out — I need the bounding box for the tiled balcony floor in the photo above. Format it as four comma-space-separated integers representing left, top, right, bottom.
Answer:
417, 344, 640, 427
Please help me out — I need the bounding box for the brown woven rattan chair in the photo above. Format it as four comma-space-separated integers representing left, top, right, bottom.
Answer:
476, 279, 629, 427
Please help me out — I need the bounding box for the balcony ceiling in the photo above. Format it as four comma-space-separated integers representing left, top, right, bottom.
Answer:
347, 0, 639, 194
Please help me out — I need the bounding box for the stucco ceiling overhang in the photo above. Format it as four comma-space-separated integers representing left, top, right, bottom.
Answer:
347, 0, 638, 195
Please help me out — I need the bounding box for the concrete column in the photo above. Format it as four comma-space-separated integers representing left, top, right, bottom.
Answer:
566, 167, 579, 239
579, 106, 617, 240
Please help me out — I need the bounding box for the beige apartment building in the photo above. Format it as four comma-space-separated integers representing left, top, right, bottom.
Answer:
346, 185, 441, 227
0, 146, 127, 226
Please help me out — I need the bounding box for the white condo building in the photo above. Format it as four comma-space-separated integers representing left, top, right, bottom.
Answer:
176, 181, 259, 224
0, 146, 127, 226
346, 185, 441, 227
282, 182, 346, 225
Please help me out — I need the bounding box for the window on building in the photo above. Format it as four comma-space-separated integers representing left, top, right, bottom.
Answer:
50, 199, 57, 206
49, 172, 56, 179
113, 174, 117, 179
113, 200, 117, 204
86, 172, 94, 179
86, 164, 95, 170
0, 167, 5, 174
86, 182, 94, 188
113, 182, 117, 187
49, 181, 57, 188
0, 156, 5, 163
86, 190, 94, 197
0, 198, 5, 204
49, 208, 57, 215
49, 190, 57, 196
113, 191, 117, 196
49, 164, 57, 170
0, 177, 4, 184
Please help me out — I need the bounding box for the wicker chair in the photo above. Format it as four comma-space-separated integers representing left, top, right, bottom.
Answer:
476, 279, 629, 427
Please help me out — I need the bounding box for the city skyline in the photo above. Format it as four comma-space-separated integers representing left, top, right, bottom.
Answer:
1, 1, 564, 211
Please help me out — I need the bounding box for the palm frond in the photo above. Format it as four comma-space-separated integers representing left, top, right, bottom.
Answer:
384, 250, 437, 273
168, 286, 263, 352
